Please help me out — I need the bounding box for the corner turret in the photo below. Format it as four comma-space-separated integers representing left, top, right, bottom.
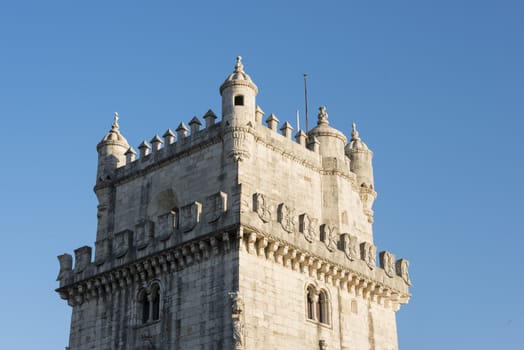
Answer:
345, 123, 374, 188
308, 106, 347, 159
345, 123, 376, 223
220, 56, 258, 126
96, 112, 129, 183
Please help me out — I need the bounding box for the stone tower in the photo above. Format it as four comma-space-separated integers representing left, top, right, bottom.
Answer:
56, 57, 411, 350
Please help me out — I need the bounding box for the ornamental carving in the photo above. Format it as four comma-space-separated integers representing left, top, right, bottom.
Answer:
56, 254, 72, 282
320, 224, 338, 252
156, 211, 175, 241
205, 191, 228, 223
360, 242, 377, 270
229, 291, 244, 314
228, 129, 249, 162
94, 238, 110, 265
229, 291, 244, 350
341, 233, 358, 261
278, 203, 297, 233
135, 220, 155, 250
180, 201, 202, 233
379, 251, 396, 278
113, 230, 132, 258
396, 258, 412, 286
74, 246, 92, 274
253, 193, 271, 223
299, 213, 318, 242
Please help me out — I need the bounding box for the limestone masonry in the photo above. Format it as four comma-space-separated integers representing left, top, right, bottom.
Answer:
56, 57, 411, 350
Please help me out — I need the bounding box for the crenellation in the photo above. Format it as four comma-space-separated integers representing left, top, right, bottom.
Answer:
176, 122, 189, 139
138, 140, 151, 158
295, 129, 307, 146
162, 128, 175, 145
189, 116, 202, 134
150, 134, 163, 153
280, 121, 294, 139
58, 57, 411, 350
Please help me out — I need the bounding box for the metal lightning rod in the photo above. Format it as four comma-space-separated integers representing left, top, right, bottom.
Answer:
303, 73, 309, 135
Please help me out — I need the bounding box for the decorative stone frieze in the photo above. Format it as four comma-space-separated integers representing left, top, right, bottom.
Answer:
360, 242, 377, 270
238, 227, 410, 309
94, 238, 110, 266
57, 231, 235, 307
74, 246, 92, 274
135, 220, 155, 250
113, 230, 132, 258
299, 213, 318, 243
277, 203, 297, 233
253, 193, 272, 223
180, 201, 202, 233
396, 258, 411, 286
380, 251, 396, 278
341, 233, 358, 261
320, 224, 338, 252
57, 254, 73, 286
156, 211, 175, 241
205, 191, 227, 223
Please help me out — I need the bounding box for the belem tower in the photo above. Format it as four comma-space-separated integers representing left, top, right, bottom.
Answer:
56, 57, 411, 350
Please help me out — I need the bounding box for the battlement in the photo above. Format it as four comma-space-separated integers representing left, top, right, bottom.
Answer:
96, 109, 332, 190
56, 223, 410, 309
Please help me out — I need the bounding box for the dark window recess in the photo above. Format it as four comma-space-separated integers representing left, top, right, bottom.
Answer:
152, 289, 160, 321
234, 95, 244, 106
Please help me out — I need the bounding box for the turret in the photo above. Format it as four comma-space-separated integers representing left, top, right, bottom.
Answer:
96, 112, 129, 183
220, 56, 258, 126
345, 123, 374, 189
308, 106, 347, 160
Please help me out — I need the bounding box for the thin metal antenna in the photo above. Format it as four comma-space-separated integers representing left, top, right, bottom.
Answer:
303, 73, 309, 135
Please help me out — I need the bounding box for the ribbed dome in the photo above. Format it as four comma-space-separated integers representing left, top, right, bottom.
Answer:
97, 113, 129, 150
219, 56, 258, 95
346, 123, 369, 152
308, 106, 347, 143
223, 56, 253, 83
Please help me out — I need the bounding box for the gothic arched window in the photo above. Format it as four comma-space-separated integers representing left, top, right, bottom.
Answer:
151, 284, 160, 321
306, 286, 316, 320
138, 289, 150, 324
318, 290, 330, 325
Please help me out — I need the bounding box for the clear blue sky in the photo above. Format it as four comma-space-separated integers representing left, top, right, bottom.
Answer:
0, 1, 522, 349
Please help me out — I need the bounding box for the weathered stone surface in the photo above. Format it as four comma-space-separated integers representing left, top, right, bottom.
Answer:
56, 57, 411, 350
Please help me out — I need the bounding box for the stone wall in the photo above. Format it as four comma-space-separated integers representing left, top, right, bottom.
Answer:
66, 241, 239, 350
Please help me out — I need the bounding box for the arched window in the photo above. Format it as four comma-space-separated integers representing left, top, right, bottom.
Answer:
318, 290, 330, 325
138, 289, 150, 324
234, 95, 244, 106
306, 286, 316, 320
151, 285, 160, 321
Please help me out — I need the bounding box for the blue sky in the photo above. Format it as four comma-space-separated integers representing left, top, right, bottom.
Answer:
0, 1, 522, 349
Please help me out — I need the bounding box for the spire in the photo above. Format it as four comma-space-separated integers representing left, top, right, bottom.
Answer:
112, 112, 120, 130
234, 56, 244, 73
351, 122, 360, 141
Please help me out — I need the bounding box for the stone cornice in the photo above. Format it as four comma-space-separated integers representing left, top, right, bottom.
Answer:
56, 230, 235, 307
239, 225, 410, 311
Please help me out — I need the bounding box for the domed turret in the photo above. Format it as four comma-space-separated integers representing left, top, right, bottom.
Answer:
220, 56, 258, 126
96, 112, 129, 183
345, 123, 374, 189
308, 106, 347, 159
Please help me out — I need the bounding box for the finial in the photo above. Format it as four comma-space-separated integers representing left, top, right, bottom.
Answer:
112, 112, 119, 130
235, 56, 244, 72
351, 122, 360, 140
317, 106, 329, 125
